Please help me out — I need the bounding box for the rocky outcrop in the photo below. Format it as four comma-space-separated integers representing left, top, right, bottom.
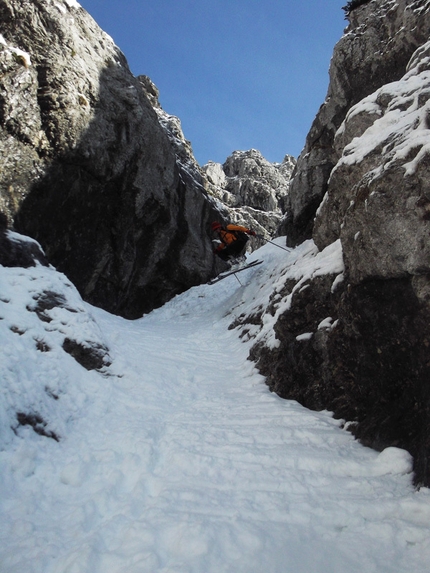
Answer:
0, 0, 221, 318
138, 76, 296, 250
139, 75, 296, 246
138, 74, 208, 197
0, 212, 48, 268
139, 76, 296, 241
284, 0, 430, 246
139, 75, 296, 240
246, 0, 430, 487
313, 38, 430, 280
203, 150, 295, 238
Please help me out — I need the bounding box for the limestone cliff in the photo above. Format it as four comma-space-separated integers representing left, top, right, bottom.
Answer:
284, 0, 430, 246
0, 0, 220, 318
203, 150, 295, 240
139, 75, 295, 244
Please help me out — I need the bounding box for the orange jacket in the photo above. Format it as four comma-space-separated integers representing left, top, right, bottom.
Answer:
217, 224, 252, 247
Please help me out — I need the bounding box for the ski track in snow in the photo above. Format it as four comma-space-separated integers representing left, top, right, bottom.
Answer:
1, 239, 430, 572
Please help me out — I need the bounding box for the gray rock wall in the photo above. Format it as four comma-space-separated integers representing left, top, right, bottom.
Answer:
285, 0, 430, 246
203, 150, 295, 239
313, 38, 430, 283
0, 0, 219, 318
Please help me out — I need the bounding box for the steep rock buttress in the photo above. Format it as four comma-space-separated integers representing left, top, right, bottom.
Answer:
0, 0, 221, 318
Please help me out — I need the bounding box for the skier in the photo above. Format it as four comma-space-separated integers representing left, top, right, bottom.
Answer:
211, 221, 256, 262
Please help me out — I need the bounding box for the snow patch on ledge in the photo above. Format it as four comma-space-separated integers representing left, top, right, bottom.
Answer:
318, 317, 334, 330
0, 34, 32, 67
332, 41, 430, 179
6, 230, 43, 249
296, 332, 313, 341
64, 0, 81, 9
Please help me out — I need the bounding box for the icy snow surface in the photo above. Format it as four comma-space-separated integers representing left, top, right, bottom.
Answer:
1, 238, 430, 573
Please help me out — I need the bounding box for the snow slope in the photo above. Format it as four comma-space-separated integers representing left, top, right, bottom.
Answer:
1, 238, 430, 573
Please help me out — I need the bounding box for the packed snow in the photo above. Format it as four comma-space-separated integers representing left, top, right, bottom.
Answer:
1, 237, 430, 573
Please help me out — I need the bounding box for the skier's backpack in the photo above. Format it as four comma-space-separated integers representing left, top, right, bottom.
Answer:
231, 230, 249, 245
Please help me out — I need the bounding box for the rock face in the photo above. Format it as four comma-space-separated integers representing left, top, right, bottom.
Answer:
138, 74, 207, 196
248, 0, 430, 487
139, 75, 297, 247
313, 40, 430, 280
0, 0, 220, 318
0, 212, 48, 268
203, 150, 295, 238
284, 0, 430, 246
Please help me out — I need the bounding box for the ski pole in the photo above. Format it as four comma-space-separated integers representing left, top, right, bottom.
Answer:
233, 272, 243, 286
256, 234, 291, 253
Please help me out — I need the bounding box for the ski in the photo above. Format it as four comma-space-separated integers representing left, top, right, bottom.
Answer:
208, 260, 263, 285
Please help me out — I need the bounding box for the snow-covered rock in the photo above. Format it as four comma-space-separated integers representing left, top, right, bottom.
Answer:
0, 213, 48, 268
202, 150, 295, 238
314, 39, 430, 282
284, 0, 430, 245
0, 233, 112, 449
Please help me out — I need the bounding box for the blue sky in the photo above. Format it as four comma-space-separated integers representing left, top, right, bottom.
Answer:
79, 0, 347, 166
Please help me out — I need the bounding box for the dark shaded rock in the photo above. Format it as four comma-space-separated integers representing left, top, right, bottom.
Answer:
0, 0, 219, 318
62, 337, 111, 371
29, 290, 70, 323
342, 0, 372, 17
0, 225, 48, 268
332, 278, 430, 487
10, 325, 25, 335
35, 338, 51, 352
251, 272, 430, 487
250, 274, 342, 409
16, 412, 59, 441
